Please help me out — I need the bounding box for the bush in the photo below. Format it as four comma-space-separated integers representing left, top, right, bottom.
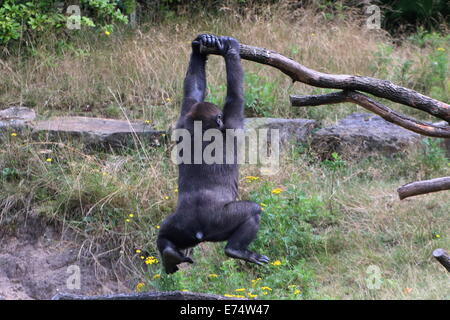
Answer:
0, 0, 129, 46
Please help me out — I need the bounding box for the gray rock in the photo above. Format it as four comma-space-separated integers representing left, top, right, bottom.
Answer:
245, 117, 318, 145
29, 116, 165, 148
0, 107, 36, 130
52, 290, 238, 300
311, 113, 422, 160
0, 254, 28, 279
434, 121, 450, 157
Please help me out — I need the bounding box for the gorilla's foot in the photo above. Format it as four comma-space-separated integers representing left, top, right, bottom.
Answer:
224, 248, 269, 265
162, 247, 194, 274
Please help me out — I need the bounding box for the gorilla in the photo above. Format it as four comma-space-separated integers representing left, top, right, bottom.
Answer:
157, 34, 269, 274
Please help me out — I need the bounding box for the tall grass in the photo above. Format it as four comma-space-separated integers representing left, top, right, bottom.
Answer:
1, 3, 447, 123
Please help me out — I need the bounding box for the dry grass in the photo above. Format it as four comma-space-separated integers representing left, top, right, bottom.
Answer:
2, 3, 446, 125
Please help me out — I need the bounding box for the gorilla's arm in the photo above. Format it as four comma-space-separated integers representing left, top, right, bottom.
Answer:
180, 34, 224, 118
222, 37, 244, 129
180, 48, 207, 117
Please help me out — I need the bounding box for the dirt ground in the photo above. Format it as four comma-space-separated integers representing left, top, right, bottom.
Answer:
0, 214, 130, 300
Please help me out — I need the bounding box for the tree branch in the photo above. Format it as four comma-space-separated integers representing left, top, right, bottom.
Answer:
433, 249, 450, 272
291, 91, 450, 138
397, 177, 450, 200
200, 44, 450, 123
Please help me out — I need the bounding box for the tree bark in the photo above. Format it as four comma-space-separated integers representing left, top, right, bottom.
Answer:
199, 43, 450, 123
397, 177, 450, 200
432, 248, 450, 272
291, 91, 450, 138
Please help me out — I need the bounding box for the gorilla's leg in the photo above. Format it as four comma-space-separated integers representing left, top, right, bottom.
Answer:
157, 237, 194, 274
209, 201, 270, 265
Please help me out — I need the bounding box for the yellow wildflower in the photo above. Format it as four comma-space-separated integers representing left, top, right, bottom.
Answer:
166, 97, 172, 103
435, 234, 441, 238
251, 278, 262, 287
294, 289, 301, 295
145, 256, 159, 265
140, 256, 145, 259
144, 120, 151, 124
11, 132, 17, 137
156, 225, 160, 229
153, 274, 161, 279
208, 274, 219, 278
271, 260, 282, 266
129, 214, 134, 218
244, 176, 260, 182
437, 47, 445, 52
261, 286, 272, 291
135, 282, 145, 292
174, 188, 179, 193
135, 249, 142, 254
104, 31, 111, 36
247, 292, 258, 299
125, 219, 130, 223
271, 188, 283, 194
164, 196, 170, 200
235, 288, 246, 292
46, 158, 53, 163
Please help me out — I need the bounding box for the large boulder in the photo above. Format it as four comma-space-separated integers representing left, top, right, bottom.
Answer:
0, 107, 36, 130
30, 116, 165, 148
245, 117, 318, 146
311, 113, 422, 160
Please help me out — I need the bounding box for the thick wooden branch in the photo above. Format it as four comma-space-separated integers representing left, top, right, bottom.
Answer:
397, 177, 450, 200
433, 249, 450, 272
291, 91, 450, 138
199, 44, 450, 123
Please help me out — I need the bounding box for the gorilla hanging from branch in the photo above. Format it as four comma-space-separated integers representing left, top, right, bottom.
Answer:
157, 34, 269, 274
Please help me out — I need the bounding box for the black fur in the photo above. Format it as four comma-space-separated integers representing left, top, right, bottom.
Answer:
157, 34, 269, 274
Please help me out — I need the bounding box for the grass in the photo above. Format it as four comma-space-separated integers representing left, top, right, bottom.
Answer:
0, 2, 449, 299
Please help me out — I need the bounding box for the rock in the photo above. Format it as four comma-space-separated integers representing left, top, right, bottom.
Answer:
30, 116, 165, 148
245, 117, 318, 145
0, 107, 36, 130
52, 291, 237, 300
311, 113, 422, 160
434, 121, 450, 157
0, 254, 28, 279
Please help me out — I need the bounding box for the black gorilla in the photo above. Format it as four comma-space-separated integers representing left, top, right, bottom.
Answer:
157, 34, 269, 274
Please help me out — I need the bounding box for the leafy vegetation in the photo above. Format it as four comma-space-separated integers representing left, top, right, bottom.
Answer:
0, 0, 128, 46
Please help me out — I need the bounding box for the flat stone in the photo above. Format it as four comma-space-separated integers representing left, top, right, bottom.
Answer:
311, 113, 422, 160
245, 117, 318, 145
30, 117, 165, 148
0, 107, 36, 130
52, 290, 237, 300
